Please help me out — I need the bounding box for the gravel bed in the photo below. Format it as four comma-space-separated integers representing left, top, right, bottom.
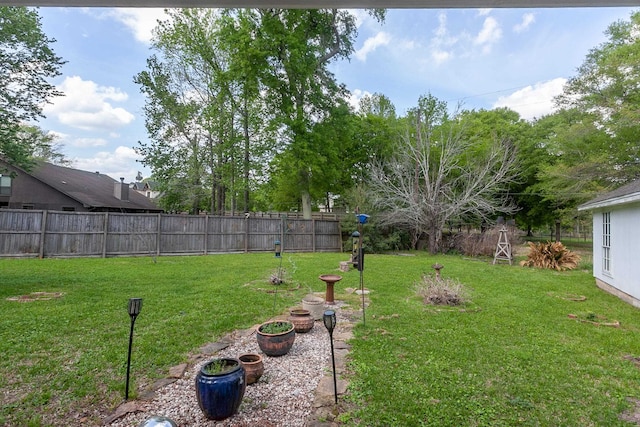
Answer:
111, 309, 346, 427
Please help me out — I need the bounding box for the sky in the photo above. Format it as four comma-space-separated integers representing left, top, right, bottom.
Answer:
33, 6, 638, 183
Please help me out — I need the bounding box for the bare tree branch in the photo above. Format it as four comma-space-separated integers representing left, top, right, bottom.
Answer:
368, 97, 519, 253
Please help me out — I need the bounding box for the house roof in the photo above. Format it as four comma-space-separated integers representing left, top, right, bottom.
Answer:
578, 179, 640, 211
29, 162, 162, 212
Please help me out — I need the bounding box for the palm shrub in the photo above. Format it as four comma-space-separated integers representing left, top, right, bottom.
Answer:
520, 241, 581, 271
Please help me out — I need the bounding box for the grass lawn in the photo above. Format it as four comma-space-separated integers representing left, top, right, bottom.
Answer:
2, 250, 640, 426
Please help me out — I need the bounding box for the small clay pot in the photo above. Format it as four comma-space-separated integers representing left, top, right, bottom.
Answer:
238, 353, 264, 385
288, 308, 314, 333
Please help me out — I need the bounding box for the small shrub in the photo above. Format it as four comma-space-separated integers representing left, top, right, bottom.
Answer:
520, 241, 581, 271
259, 321, 292, 334
415, 274, 469, 306
202, 359, 237, 375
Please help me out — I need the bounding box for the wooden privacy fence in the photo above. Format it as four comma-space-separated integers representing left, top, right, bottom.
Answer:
0, 209, 342, 258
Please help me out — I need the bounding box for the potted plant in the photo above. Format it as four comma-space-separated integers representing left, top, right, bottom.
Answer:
256, 320, 295, 357
195, 358, 246, 421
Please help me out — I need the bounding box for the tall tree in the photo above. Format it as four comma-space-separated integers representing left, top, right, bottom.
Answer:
17, 124, 69, 166
368, 94, 519, 253
453, 107, 541, 234
257, 9, 385, 218
555, 10, 640, 185
525, 109, 611, 232
0, 7, 65, 168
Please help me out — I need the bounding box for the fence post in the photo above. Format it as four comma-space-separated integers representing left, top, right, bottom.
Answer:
156, 213, 162, 257
102, 212, 109, 258
280, 215, 286, 253
244, 215, 249, 253
204, 214, 209, 255
312, 218, 316, 252
38, 210, 47, 259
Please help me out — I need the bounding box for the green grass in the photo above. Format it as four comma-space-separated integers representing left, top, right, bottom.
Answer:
2, 251, 640, 426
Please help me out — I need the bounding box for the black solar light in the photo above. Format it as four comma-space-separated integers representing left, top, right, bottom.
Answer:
323, 309, 338, 404
125, 298, 142, 400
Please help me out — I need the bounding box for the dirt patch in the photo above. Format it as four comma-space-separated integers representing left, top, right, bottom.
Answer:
6, 292, 64, 302
620, 397, 640, 425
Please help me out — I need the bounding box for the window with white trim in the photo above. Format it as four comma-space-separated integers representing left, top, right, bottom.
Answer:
602, 212, 611, 274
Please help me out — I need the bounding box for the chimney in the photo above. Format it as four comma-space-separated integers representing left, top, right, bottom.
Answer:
114, 177, 129, 201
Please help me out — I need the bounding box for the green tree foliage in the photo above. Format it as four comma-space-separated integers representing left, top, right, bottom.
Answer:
529, 110, 611, 221
256, 9, 385, 218
135, 9, 273, 214
0, 7, 65, 168
137, 8, 386, 216
454, 108, 544, 235
17, 124, 69, 166
556, 10, 640, 186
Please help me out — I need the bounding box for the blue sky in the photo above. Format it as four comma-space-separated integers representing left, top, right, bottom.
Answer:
35, 6, 637, 183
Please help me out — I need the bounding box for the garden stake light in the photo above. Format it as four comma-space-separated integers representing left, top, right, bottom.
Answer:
125, 297, 142, 400
356, 213, 369, 326
323, 309, 338, 404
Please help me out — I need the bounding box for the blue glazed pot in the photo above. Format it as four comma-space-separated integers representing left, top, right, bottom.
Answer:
195, 358, 246, 421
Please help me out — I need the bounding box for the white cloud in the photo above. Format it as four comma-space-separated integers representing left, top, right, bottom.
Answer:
474, 16, 502, 50
435, 12, 448, 38
71, 138, 109, 148
432, 50, 452, 65
355, 32, 391, 61
48, 131, 108, 148
477, 9, 492, 17
514, 13, 536, 33
44, 76, 135, 132
73, 146, 145, 182
105, 8, 169, 44
493, 78, 567, 121
429, 13, 457, 65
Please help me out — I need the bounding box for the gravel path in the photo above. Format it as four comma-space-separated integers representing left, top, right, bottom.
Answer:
110, 307, 349, 427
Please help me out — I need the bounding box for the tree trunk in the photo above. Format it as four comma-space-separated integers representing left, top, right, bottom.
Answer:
427, 223, 442, 254
243, 99, 250, 213
301, 190, 312, 220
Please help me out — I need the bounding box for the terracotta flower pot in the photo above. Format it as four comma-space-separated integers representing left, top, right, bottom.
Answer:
288, 308, 314, 333
238, 353, 264, 385
256, 321, 295, 357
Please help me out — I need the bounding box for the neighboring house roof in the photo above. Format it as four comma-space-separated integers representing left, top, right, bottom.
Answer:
28, 162, 162, 212
130, 182, 145, 191
578, 179, 640, 211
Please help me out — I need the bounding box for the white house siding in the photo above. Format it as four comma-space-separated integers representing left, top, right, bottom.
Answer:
591, 201, 640, 306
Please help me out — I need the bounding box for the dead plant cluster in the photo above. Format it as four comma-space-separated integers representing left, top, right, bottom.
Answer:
520, 241, 581, 271
447, 226, 520, 256
415, 274, 469, 306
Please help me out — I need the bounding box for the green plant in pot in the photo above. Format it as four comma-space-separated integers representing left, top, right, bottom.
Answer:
195, 357, 246, 421
256, 320, 295, 357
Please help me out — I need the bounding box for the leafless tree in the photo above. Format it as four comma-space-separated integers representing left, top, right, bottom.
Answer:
368, 95, 519, 253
